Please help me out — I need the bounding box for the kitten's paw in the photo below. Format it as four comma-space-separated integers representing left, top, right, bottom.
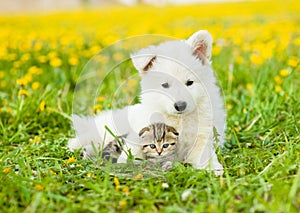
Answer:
161, 161, 173, 171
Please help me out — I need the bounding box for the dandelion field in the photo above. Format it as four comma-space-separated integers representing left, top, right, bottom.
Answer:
1, 0, 300, 212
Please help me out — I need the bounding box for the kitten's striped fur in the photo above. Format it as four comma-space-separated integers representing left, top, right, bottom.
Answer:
82, 123, 179, 170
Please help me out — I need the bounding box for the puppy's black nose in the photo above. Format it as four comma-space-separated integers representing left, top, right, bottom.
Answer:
174, 101, 187, 112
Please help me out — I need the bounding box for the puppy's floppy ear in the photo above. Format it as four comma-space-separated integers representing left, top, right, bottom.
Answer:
186, 30, 212, 64
131, 54, 157, 72
166, 125, 179, 138
138, 126, 151, 137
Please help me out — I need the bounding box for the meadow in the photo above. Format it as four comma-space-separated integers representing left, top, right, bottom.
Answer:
0, 0, 300, 212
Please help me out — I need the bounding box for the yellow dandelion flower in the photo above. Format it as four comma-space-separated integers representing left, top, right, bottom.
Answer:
114, 177, 120, 191
89, 45, 101, 55
128, 79, 137, 87
93, 104, 102, 112
279, 69, 290, 77
37, 55, 47, 63
68, 56, 79, 66
30, 136, 41, 143
0, 47, 6, 58
122, 187, 130, 196
34, 184, 44, 191
261, 48, 273, 60
275, 85, 282, 93
50, 57, 62, 67
24, 74, 32, 83
50, 170, 57, 175
47, 51, 57, 59
32, 82, 40, 90
250, 54, 264, 66
134, 173, 143, 181
67, 156, 76, 164
274, 76, 283, 84
3, 168, 10, 173
16, 78, 29, 86
118, 199, 127, 209
97, 96, 106, 103
246, 83, 253, 90
28, 66, 42, 75
18, 89, 29, 96
39, 101, 46, 111
86, 172, 96, 179
287, 57, 299, 68
34, 41, 43, 51
226, 103, 232, 110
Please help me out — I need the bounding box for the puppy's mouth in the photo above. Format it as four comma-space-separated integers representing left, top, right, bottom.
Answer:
173, 109, 194, 115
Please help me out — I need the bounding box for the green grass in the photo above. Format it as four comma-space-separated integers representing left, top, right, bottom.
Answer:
1, 13, 300, 213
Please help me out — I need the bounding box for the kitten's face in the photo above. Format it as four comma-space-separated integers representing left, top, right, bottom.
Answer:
139, 123, 179, 158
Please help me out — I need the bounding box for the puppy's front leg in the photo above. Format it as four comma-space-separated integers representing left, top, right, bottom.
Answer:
186, 138, 224, 176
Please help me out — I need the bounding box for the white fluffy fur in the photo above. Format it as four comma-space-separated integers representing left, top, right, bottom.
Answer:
68, 30, 226, 175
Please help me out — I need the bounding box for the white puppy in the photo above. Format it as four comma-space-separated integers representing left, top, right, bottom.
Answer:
68, 30, 226, 175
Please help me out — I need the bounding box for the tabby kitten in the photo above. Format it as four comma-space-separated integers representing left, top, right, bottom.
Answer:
138, 123, 179, 171
82, 123, 179, 170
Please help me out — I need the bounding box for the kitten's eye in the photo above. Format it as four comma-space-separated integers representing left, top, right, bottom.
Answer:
162, 144, 169, 148
149, 144, 156, 149
161, 82, 169, 88
186, 80, 194, 86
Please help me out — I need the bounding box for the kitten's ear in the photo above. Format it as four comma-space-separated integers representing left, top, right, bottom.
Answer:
131, 54, 157, 72
139, 126, 151, 137
166, 126, 179, 138
186, 30, 212, 64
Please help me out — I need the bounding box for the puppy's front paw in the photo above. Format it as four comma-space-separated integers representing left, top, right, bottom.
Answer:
213, 168, 224, 176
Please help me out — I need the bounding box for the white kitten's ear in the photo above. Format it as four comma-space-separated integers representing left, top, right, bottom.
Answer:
139, 126, 151, 137
131, 54, 157, 72
186, 30, 212, 64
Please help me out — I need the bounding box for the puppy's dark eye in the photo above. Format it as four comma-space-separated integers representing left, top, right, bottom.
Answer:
162, 144, 169, 148
186, 80, 194, 86
149, 144, 156, 149
161, 82, 169, 88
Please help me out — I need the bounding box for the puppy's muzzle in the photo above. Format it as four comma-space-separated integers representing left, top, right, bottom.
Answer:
174, 101, 187, 112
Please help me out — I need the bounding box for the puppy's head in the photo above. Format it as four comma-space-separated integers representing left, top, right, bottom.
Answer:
131, 30, 214, 115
